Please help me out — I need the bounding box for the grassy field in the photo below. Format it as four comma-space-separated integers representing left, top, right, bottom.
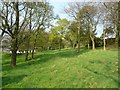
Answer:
2, 48, 119, 88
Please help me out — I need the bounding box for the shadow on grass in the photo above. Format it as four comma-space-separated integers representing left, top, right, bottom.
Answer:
2, 53, 26, 65
2, 74, 27, 87
83, 66, 119, 85
3, 48, 90, 71
2, 53, 11, 65
55, 48, 89, 58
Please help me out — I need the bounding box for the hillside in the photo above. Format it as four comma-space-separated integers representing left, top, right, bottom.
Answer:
2, 48, 118, 88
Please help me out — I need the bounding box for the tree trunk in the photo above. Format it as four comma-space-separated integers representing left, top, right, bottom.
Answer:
77, 39, 80, 52
11, 38, 17, 67
103, 38, 106, 51
25, 50, 29, 61
31, 43, 35, 59
11, 49, 17, 67
31, 49, 34, 59
88, 43, 90, 49
25, 37, 30, 61
103, 38, 106, 50
114, 24, 118, 47
92, 39, 95, 50
87, 22, 90, 50
31, 33, 37, 59
77, 21, 80, 53
25, 40, 29, 61
115, 29, 118, 47
91, 37, 95, 50
103, 30, 106, 51
73, 43, 75, 49
59, 39, 62, 51
90, 33, 95, 50
11, 2, 19, 67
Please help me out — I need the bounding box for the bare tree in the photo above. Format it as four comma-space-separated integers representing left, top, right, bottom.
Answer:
64, 2, 101, 50
64, 2, 86, 52
103, 2, 119, 46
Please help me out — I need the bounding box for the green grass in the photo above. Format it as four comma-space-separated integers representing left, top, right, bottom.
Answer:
2, 48, 119, 88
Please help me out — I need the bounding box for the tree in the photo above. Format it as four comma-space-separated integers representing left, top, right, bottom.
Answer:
49, 18, 69, 50
82, 5, 101, 50
65, 21, 78, 48
0, 2, 29, 67
101, 24, 115, 50
64, 2, 85, 52
36, 29, 50, 51
31, 2, 54, 59
103, 2, 119, 46
0, 1, 54, 66
64, 2, 102, 51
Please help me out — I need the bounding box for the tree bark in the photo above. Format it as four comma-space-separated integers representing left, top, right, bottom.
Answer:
88, 43, 90, 49
31, 49, 34, 59
31, 33, 38, 59
77, 20, 80, 52
59, 38, 62, 51
115, 24, 118, 47
90, 34, 95, 50
103, 30, 106, 51
25, 49, 29, 61
73, 43, 75, 49
11, 50, 17, 67
92, 39, 95, 50
11, 38, 17, 67
103, 38, 106, 51
77, 39, 80, 52
11, 2, 19, 67
25, 36, 30, 61
115, 29, 118, 47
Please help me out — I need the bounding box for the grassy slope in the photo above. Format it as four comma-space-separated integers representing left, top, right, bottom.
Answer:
2, 48, 118, 88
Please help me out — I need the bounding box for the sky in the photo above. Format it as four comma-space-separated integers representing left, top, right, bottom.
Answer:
0, 1, 104, 37
49, 1, 103, 37
49, 2, 69, 19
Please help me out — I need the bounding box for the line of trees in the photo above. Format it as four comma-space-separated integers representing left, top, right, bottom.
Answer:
64, 2, 119, 51
0, 1, 120, 67
0, 1, 54, 67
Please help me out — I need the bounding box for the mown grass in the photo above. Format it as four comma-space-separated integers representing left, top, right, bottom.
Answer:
2, 48, 119, 88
